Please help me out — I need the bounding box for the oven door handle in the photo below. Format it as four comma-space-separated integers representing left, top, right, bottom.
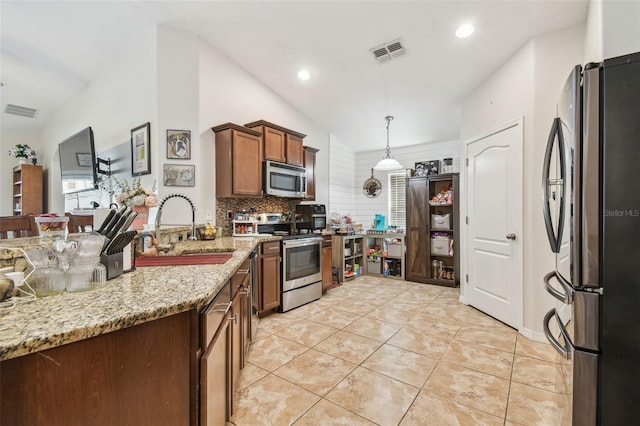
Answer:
282, 238, 322, 248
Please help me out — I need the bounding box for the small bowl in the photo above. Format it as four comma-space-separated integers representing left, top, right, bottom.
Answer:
197, 227, 216, 240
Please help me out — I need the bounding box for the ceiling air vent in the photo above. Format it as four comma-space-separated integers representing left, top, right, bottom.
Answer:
370, 38, 406, 64
5, 104, 38, 118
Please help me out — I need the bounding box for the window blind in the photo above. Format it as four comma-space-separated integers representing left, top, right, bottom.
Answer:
388, 172, 406, 229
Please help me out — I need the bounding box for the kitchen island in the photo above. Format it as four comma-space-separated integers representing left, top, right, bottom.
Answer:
0, 235, 278, 426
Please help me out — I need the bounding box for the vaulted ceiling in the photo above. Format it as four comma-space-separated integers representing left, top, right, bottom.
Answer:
1, 1, 588, 152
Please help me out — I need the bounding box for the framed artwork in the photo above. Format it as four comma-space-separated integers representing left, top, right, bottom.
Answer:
166, 129, 191, 159
415, 160, 440, 176
131, 122, 151, 176
76, 153, 93, 167
163, 164, 195, 187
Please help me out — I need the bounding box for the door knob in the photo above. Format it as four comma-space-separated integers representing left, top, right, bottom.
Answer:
506, 233, 517, 240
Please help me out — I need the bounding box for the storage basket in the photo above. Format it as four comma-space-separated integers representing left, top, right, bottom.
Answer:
431, 213, 450, 230
367, 258, 382, 274
431, 234, 452, 256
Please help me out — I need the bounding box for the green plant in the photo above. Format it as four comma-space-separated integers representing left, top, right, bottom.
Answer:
8, 144, 35, 159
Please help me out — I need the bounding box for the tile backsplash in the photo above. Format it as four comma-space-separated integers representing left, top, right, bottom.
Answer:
216, 197, 298, 236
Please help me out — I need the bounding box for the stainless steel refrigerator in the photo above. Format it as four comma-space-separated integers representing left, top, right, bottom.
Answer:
542, 51, 640, 425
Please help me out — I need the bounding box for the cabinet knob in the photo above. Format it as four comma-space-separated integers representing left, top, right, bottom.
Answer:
506, 233, 517, 241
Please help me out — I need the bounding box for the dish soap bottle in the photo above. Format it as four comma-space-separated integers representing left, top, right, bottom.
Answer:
140, 224, 154, 253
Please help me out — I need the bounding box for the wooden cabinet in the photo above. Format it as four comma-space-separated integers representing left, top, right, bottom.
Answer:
245, 120, 306, 166
303, 146, 319, 201
12, 164, 43, 215
332, 235, 364, 282
1, 311, 196, 426
286, 134, 304, 166
200, 284, 231, 426
213, 123, 263, 197
406, 174, 459, 287
364, 233, 405, 280
322, 234, 333, 291
256, 240, 281, 315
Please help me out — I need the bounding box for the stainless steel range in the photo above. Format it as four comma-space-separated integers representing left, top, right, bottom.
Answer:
257, 213, 323, 312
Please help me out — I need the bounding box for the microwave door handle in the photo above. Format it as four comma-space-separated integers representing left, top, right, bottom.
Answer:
543, 308, 573, 360
542, 117, 565, 253
543, 270, 574, 304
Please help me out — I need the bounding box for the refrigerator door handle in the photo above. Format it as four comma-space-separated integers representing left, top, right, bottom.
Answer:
543, 308, 573, 360
541, 117, 565, 254
543, 270, 574, 304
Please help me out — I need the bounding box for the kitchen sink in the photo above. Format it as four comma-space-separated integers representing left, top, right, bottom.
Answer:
135, 251, 233, 267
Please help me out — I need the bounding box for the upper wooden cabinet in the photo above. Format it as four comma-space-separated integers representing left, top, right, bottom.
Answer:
303, 146, 319, 201
212, 123, 263, 197
245, 120, 306, 166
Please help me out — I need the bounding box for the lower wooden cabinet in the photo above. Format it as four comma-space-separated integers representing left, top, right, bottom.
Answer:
1, 312, 196, 426
200, 314, 231, 426
257, 241, 281, 315
322, 235, 333, 291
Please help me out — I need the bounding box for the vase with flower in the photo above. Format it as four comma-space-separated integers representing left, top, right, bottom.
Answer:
114, 177, 160, 230
8, 144, 36, 165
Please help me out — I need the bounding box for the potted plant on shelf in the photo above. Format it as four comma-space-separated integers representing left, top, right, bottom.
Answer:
8, 144, 36, 165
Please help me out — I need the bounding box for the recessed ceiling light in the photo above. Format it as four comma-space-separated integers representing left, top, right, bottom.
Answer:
455, 23, 474, 38
297, 70, 311, 81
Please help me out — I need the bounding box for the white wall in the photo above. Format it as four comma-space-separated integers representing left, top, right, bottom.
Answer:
351, 140, 460, 227
601, 0, 640, 58
197, 37, 330, 224
0, 131, 42, 215
39, 29, 158, 214
155, 26, 200, 227
460, 25, 584, 340
328, 134, 356, 220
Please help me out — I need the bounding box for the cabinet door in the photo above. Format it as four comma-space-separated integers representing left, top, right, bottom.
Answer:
264, 127, 286, 162
304, 147, 318, 201
200, 318, 230, 426
286, 134, 304, 166
230, 290, 242, 415
406, 178, 430, 282
322, 246, 332, 290
232, 130, 263, 196
261, 254, 281, 311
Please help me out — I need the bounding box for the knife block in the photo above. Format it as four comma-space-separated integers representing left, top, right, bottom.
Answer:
101, 252, 123, 280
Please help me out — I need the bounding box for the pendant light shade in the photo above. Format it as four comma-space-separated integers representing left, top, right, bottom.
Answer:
374, 115, 403, 171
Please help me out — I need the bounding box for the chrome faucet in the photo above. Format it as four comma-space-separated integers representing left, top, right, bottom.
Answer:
155, 194, 197, 241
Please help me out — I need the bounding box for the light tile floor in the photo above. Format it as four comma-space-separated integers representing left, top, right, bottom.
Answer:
231, 276, 572, 426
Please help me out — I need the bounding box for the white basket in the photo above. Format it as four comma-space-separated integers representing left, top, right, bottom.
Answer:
431, 236, 451, 256
431, 214, 450, 230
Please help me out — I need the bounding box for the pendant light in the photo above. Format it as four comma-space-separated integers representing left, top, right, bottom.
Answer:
374, 115, 403, 171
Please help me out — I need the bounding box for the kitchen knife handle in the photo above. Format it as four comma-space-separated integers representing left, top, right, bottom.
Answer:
106, 215, 128, 239
102, 213, 122, 236
96, 209, 116, 234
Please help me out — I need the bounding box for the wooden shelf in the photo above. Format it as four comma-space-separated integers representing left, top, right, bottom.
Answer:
406, 174, 459, 287
11, 164, 43, 216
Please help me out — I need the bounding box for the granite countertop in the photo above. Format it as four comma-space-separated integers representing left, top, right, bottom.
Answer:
0, 235, 280, 361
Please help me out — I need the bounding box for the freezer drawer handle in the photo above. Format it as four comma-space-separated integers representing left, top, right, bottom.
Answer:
543, 270, 574, 304
543, 308, 573, 360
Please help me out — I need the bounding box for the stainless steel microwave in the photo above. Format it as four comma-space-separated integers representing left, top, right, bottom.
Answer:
264, 160, 307, 198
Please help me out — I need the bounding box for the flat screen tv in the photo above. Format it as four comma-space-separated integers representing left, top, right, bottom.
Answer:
59, 127, 99, 194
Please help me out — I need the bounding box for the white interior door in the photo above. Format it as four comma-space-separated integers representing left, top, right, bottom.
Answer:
465, 118, 523, 329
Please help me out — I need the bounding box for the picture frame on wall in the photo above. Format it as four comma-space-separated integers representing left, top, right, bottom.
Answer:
163, 164, 195, 187
131, 122, 151, 176
166, 129, 191, 160
415, 160, 440, 176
